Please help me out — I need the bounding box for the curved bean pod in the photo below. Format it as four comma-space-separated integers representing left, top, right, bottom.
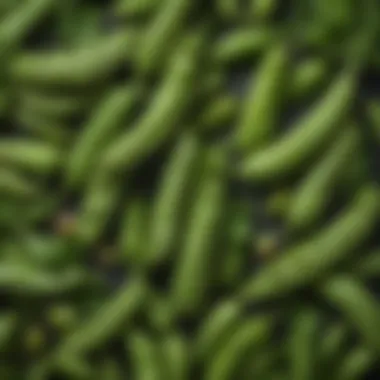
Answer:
10, 29, 137, 87
16, 106, 72, 146
119, 197, 151, 266
101, 30, 205, 174
128, 330, 165, 380
239, 185, 380, 302
320, 275, 380, 351
0, 313, 17, 349
335, 346, 376, 380
0, 168, 40, 198
170, 147, 227, 316
204, 316, 273, 380
286, 125, 358, 231
115, 0, 159, 18
240, 68, 357, 181
290, 57, 329, 99
212, 27, 275, 65
0, 0, 54, 55
194, 299, 243, 362
134, 0, 193, 75
235, 42, 290, 153
56, 276, 147, 356
148, 132, 203, 264
76, 170, 123, 245
18, 89, 92, 119
356, 249, 380, 279
288, 308, 321, 380
0, 139, 63, 174
0, 264, 91, 295
198, 94, 238, 132
66, 85, 142, 189
161, 333, 189, 380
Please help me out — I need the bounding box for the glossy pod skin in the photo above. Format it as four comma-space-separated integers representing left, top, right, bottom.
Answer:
288, 308, 321, 380
135, 0, 193, 75
66, 85, 142, 189
9, 29, 137, 87
101, 29, 205, 174
204, 316, 273, 380
235, 42, 290, 153
286, 125, 358, 231
240, 68, 357, 181
170, 147, 227, 316
238, 185, 380, 302
320, 275, 380, 351
148, 131, 203, 265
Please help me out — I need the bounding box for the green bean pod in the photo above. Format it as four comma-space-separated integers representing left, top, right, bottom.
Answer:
194, 299, 243, 362
204, 316, 273, 380
0, 168, 40, 198
198, 94, 238, 132
10, 29, 137, 87
18, 89, 92, 119
235, 42, 289, 153
250, 0, 277, 20
128, 330, 165, 380
134, 0, 192, 75
320, 275, 380, 351
0, 313, 17, 349
356, 249, 380, 279
366, 99, 380, 142
219, 200, 251, 288
66, 85, 142, 189
0, 139, 63, 174
239, 185, 380, 302
161, 333, 189, 380
288, 308, 321, 380
286, 125, 358, 231
213, 27, 275, 65
170, 147, 227, 316
16, 105, 72, 146
76, 170, 123, 245
119, 197, 151, 266
0, 264, 91, 295
335, 346, 376, 380
240, 68, 357, 181
148, 132, 203, 265
115, 0, 159, 18
0, 0, 55, 55
101, 29, 205, 173
56, 276, 147, 357
290, 57, 329, 100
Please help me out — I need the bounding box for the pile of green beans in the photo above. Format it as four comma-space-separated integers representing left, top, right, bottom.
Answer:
2, 0, 380, 379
